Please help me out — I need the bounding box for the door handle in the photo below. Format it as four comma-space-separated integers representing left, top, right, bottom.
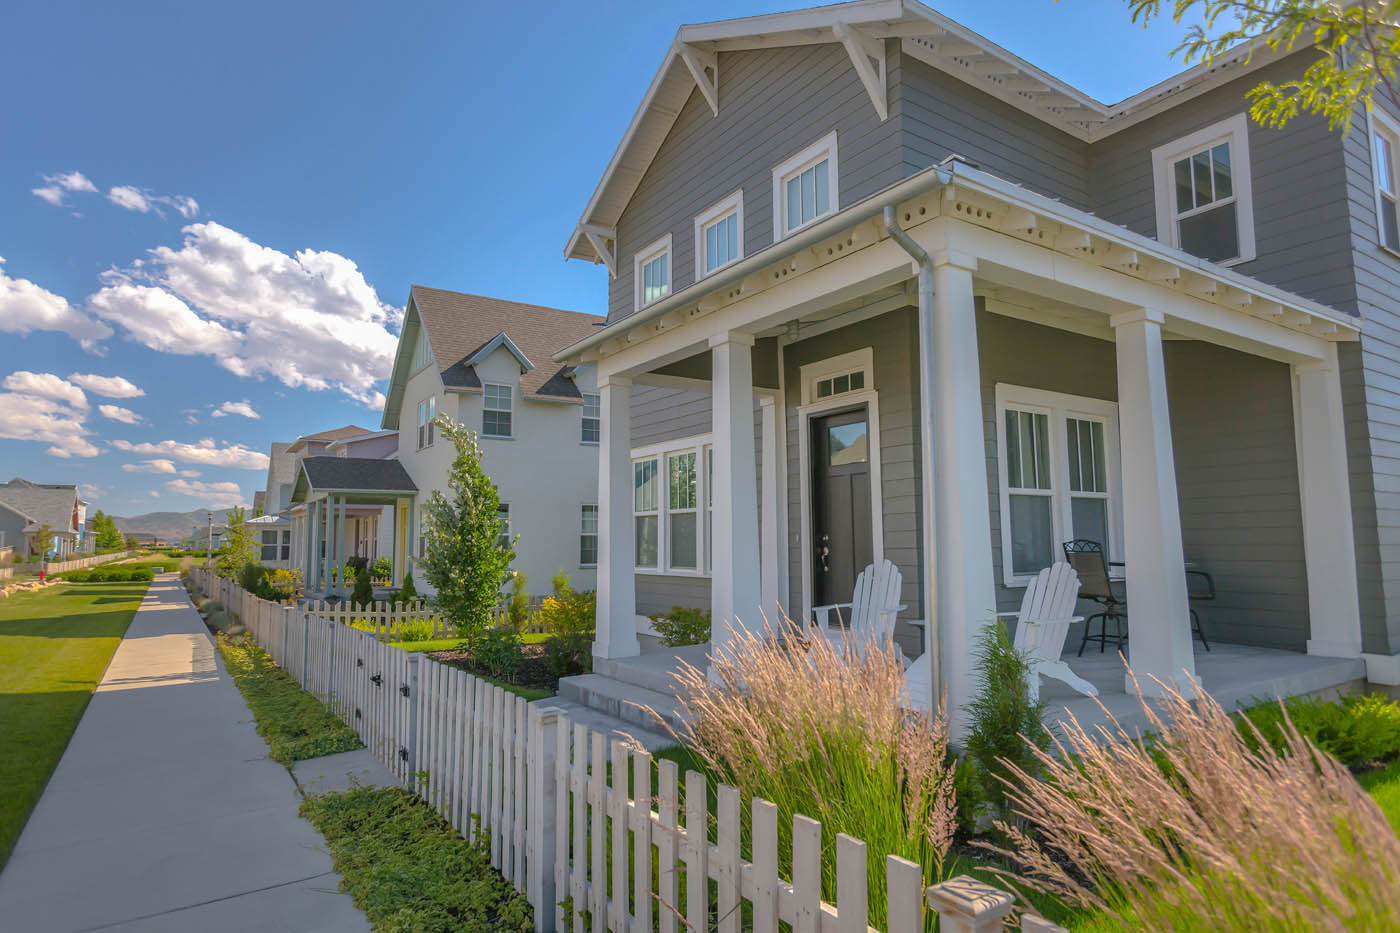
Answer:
819, 534, 830, 573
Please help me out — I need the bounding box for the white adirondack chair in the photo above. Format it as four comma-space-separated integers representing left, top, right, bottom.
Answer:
811, 559, 906, 663
997, 562, 1099, 702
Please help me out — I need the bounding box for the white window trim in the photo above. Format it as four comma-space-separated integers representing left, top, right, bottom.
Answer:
581, 392, 600, 446
482, 381, 514, 439
416, 395, 436, 450
1370, 107, 1400, 258
1150, 112, 1256, 265
693, 189, 745, 281
580, 502, 598, 569
630, 432, 711, 578
772, 130, 839, 242
798, 347, 873, 405
994, 384, 1124, 587
796, 383, 884, 627
496, 501, 511, 549
633, 233, 673, 313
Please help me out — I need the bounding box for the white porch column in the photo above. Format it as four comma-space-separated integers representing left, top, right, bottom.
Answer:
335, 496, 347, 597
759, 394, 782, 619
1111, 308, 1196, 694
1294, 348, 1364, 657
595, 374, 640, 659
310, 500, 322, 591
928, 258, 999, 726
711, 332, 763, 661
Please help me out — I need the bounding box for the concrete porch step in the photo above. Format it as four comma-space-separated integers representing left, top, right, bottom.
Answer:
591, 643, 709, 695
529, 697, 677, 754
557, 672, 690, 738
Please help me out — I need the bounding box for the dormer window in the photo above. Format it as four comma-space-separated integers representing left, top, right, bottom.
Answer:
773, 132, 838, 240
634, 234, 672, 311
1152, 114, 1255, 265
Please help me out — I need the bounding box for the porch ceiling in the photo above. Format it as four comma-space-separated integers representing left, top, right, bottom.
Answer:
558, 160, 1359, 376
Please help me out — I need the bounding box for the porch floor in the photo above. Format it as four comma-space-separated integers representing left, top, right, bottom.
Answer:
612, 641, 1367, 738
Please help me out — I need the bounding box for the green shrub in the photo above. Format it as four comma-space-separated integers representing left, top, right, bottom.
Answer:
350, 566, 374, 608
265, 568, 303, 602
57, 567, 154, 583
1237, 692, 1400, 770
394, 618, 436, 643
964, 619, 1047, 820
952, 754, 983, 838
475, 626, 524, 680
393, 571, 420, 607
536, 576, 595, 678
370, 556, 393, 580
650, 606, 711, 647
506, 571, 530, 631
238, 563, 271, 595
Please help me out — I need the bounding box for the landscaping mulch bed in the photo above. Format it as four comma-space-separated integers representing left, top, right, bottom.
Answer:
427, 642, 558, 694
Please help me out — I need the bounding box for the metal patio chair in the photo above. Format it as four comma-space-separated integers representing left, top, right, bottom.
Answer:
1186, 568, 1214, 652
1062, 539, 1128, 655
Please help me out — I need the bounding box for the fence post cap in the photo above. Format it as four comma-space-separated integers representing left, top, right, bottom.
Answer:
926, 876, 1015, 922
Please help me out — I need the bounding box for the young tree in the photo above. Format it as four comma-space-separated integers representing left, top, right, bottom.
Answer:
420, 416, 516, 641
1129, 0, 1400, 131
30, 523, 55, 561
93, 511, 122, 550
216, 506, 257, 578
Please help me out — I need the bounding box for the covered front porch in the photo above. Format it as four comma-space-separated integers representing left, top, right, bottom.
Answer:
557, 159, 1366, 723
289, 456, 417, 600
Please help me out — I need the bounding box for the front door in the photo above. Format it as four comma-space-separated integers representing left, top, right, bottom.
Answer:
811, 407, 874, 609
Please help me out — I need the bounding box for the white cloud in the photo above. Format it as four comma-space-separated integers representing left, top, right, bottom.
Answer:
2, 371, 88, 409
93, 222, 398, 404
98, 404, 142, 425
164, 478, 245, 508
107, 185, 199, 219
69, 373, 144, 398
110, 437, 268, 470
179, 469, 200, 477
78, 482, 105, 501
121, 458, 177, 474
0, 258, 112, 347
211, 399, 259, 419
32, 171, 97, 207
0, 373, 98, 458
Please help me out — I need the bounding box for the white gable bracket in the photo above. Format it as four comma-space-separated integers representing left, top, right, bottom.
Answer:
832, 22, 887, 121
581, 223, 618, 278
676, 42, 719, 117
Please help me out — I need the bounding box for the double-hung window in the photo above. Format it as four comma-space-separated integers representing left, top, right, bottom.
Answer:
773, 132, 838, 239
634, 234, 672, 311
632, 435, 711, 574
483, 383, 512, 437
579, 504, 598, 567
995, 386, 1122, 585
581, 393, 600, 444
417, 396, 436, 450
496, 504, 511, 550
1151, 113, 1254, 264
1374, 111, 1400, 252
694, 191, 743, 279
260, 530, 279, 562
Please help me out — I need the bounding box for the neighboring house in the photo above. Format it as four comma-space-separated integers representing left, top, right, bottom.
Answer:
0, 479, 84, 558
378, 286, 604, 598
188, 524, 226, 554
555, 0, 1400, 722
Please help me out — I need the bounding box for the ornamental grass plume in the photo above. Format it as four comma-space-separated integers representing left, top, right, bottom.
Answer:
655, 619, 957, 928
986, 670, 1400, 931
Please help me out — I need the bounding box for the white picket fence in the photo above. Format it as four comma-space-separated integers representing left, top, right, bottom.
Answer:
14, 550, 132, 576
304, 595, 550, 642
193, 569, 1059, 933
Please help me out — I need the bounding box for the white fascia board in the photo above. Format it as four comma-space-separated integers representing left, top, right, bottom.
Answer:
676, 0, 905, 44
464, 331, 535, 372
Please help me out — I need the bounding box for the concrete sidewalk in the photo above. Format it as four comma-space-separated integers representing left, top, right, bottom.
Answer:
0, 574, 369, 932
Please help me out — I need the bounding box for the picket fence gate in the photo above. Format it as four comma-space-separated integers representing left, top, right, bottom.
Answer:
304, 595, 551, 642
192, 569, 1061, 933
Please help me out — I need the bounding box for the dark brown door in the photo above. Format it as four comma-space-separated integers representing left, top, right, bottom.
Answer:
811, 408, 874, 608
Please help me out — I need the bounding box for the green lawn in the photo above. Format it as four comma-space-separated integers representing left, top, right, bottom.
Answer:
0, 581, 148, 867
1360, 758, 1400, 834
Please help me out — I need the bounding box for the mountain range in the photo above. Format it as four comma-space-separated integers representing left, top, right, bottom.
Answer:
111, 509, 236, 542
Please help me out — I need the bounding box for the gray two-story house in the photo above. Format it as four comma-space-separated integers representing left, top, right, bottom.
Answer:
552, 0, 1400, 725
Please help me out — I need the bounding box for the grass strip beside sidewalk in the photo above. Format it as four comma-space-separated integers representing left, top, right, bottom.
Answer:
300, 787, 533, 932
215, 632, 362, 766
0, 581, 148, 867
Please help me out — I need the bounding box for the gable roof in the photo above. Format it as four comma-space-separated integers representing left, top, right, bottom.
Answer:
381, 286, 603, 428
565, 0, 1299, 265
291, 456, 418, 501
0, 479, 78, 536
286, 425, 374, 455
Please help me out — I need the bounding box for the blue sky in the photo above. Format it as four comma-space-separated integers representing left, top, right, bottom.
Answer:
0, 0, 1194, 516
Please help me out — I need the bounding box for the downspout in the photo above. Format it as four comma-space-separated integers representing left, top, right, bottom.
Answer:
882, 205, 942, 711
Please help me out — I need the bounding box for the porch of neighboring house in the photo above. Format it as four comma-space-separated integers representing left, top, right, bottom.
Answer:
247, 513, 292, 570
564, 161, 1370, 728
289, 456, 417, 601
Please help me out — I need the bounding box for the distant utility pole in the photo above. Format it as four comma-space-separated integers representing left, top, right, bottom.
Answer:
206, 511, 213, 567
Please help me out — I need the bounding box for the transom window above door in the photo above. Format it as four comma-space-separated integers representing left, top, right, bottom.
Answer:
1152, 113, 1255, 265
995, 385, 1123, 585
773, 131, 839, 240
799, 347, 873, 406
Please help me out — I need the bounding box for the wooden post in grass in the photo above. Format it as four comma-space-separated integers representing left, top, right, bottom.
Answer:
925, 877, 1019, 933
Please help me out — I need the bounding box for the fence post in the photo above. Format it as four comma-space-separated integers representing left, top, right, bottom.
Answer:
925, 877, 1018, 933
297, 607, 310, 686
404, 653, 421, 788
527, 705, 561, 933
